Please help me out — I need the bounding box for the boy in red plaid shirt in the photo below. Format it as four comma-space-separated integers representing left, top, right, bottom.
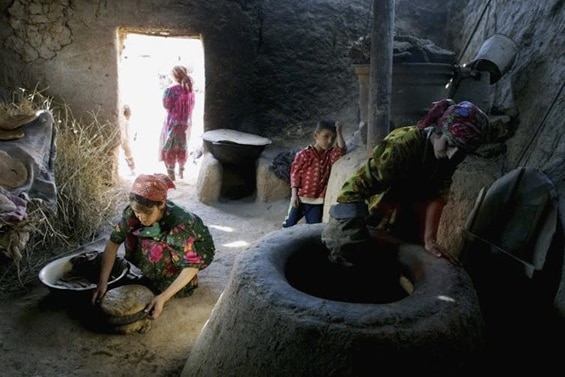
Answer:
282, 119, 346, 227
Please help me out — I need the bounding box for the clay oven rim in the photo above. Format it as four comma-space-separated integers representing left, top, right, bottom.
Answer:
183, 223, 484, 376
234, 223, 476, 329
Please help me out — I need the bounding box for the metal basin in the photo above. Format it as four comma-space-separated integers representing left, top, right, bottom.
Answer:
39, 251, 129, 293
202, 129, 272, 165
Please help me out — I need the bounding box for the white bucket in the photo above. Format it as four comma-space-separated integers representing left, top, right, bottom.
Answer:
471, 34, 518, 84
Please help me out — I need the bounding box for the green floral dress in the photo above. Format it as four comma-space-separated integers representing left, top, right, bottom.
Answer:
110, 200, 215, 295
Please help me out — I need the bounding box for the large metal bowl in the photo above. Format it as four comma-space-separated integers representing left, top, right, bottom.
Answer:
202, 129, 272, 165
39, 252, 129, 292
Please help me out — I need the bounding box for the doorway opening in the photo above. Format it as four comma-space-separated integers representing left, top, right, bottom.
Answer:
117, 31, 205, 182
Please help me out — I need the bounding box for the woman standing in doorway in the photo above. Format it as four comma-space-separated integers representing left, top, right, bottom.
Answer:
159, 65, 195, 181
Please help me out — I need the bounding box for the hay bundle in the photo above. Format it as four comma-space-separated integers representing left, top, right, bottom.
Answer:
0, 88, 127, 294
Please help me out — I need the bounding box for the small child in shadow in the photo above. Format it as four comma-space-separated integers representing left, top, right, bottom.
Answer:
121, 105, 136, 175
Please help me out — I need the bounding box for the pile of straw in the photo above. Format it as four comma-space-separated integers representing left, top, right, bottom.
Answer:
0, 88, 127, 295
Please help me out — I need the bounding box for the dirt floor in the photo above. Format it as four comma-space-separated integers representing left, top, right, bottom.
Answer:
0, 157, 291, 377
1, 148, 562, 376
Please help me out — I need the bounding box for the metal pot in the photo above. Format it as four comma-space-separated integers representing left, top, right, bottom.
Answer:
39, 251, 129, 293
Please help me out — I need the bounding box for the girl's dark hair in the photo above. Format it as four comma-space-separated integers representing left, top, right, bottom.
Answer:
316, 119, 336, 132
129, 193, 162, 213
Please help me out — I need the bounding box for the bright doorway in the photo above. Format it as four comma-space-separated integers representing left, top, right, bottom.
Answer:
117, 32, 205, 181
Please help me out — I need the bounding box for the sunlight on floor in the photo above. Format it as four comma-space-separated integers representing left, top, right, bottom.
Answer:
209, 225, 234, 233
223, 240, 250, 248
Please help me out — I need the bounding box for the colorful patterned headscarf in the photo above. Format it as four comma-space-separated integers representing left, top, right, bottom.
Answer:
130, 174, 175, 202
417, 99, 489, 153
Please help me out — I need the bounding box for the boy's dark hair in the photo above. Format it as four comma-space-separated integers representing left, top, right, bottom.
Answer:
316, 119, 336, 132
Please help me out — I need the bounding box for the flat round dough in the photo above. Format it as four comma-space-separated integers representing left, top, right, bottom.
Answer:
0, 113, 38, 130
100, 284, 154, 317
0, 151, 27, 188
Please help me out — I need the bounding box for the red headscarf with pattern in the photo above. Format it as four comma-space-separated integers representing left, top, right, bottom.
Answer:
417, 99, 489, 153
130, 174, 175, 202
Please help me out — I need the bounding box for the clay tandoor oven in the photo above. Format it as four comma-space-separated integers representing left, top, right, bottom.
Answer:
182, 223, 485, 376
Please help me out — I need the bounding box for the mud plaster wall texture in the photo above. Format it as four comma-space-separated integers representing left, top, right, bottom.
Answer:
0, 0, 454, 140
436, 0, 564, 316
436, 1, 565, 255
0, 1, 563, 305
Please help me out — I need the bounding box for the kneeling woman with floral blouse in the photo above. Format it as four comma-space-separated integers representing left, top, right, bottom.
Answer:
92, 173, 215, 319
